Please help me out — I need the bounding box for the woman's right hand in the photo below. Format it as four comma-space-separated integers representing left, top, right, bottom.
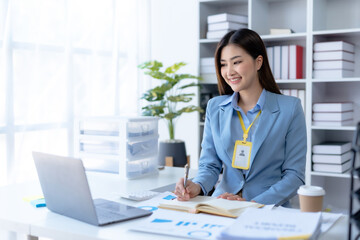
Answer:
174, 178, 201, 201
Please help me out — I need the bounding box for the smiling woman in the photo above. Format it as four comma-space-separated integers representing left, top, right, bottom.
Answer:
0, 0, 150, 185
175, 29, 306, 207
219, 44, 263, 113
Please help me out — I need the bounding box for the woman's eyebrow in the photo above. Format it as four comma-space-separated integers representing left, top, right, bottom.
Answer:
220, 55, 242, 62
231, 55, 242, 60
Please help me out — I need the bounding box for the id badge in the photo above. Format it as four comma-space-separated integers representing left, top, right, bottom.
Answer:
232, 140, 252, 170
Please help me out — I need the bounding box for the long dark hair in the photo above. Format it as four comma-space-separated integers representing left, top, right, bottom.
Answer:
214, 28, 281, 95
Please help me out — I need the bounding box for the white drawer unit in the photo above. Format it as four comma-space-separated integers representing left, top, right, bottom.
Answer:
75, 116, 159, 179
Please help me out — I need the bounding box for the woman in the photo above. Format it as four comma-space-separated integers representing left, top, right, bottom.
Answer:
175, 28, 306, 207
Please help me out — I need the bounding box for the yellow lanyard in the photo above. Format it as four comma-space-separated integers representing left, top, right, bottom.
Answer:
236, 110, 261, 142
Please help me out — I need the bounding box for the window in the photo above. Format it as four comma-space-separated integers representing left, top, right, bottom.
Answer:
1, 0, 149, 185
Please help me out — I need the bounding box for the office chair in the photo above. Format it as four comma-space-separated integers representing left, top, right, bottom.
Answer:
349, 122, 360, 240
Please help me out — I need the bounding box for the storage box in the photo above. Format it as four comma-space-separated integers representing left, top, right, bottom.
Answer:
75, 116, 159, 179
126, 157, 158, 179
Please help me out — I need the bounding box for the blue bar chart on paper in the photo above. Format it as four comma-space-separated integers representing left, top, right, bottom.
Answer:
131, 210, 235, 239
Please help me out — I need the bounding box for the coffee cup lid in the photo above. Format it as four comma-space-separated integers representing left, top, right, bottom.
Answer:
297, 185, 325, 196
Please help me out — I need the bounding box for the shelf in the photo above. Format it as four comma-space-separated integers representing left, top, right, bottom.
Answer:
251, 0, 307, 36
199, 0, 247, 4
202, 33, 308, 43
313, 28, 360, 37
312, 78, 360, 83
311, 125, 357, 131
198, 0, 360, 215
261, 32, 307, 42
313, 0, 360, 32
276, 79, 306, 84
199, 39, 220, 44
311, 171, 353, 179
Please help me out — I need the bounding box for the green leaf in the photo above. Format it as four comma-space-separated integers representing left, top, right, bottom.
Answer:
142, 91, 164, 101
138, 60, 163, 72
164, 112, 180, 120
168, 93, 195, 103
141, 103, 166, 117
178, 105, 204, 114
179, 82, 201, 89
142, 82, 174, 101
146, 71, 173, 81
164, 62, 186, 74
175, 74, 201, 81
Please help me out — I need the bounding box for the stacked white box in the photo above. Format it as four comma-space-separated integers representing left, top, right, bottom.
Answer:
313, 41, 355, 78
75, 116, 159, 179
312, 142, 353, 173
206, 13, 248, 39
200, 57, 215, 74
312, 102, 353, 127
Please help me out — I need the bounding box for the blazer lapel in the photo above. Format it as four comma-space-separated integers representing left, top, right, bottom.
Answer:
219, 104, 235, 161
249, 92, 280, 170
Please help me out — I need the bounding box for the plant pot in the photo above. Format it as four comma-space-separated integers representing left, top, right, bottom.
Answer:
158, 140, 187, 167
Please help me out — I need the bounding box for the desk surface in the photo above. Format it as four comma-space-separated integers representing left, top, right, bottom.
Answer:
0, 167, 349, 240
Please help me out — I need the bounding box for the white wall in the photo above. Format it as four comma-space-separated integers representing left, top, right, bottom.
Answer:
149, 0, 200, 168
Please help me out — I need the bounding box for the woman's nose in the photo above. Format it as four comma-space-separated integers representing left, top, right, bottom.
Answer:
227, 65, 235, 77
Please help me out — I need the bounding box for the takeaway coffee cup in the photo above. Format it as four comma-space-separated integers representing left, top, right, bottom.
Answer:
297, 185, 325, 212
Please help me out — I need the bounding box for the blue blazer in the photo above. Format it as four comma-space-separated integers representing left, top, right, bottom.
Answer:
192, 91, 306, 206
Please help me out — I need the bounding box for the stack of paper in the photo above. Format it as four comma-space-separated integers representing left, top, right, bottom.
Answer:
269, 28, 294, 35
312, 102, 353, 127
200, 57, 215, 74
267, 45, 303, 80
313, 41, 355, 78
206, 13, 248, 39
312, 141, 353, 173
217, 208, 322, 240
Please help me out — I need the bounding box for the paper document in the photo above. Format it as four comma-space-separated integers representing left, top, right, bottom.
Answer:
274, 206, 343, 233
131, 208, 235, 239
218, 208, 322, 240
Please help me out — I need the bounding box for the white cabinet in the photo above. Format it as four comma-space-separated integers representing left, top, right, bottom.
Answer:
198, 0, 360, 214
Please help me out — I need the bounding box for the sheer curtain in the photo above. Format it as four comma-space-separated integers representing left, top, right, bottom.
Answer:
0, 0, 150, 185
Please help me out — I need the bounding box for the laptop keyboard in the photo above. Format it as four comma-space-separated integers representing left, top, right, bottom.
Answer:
96, 200, 124, 212
93, 198, 151, 225
94, 199, 128, 224
96, 209, 126, 224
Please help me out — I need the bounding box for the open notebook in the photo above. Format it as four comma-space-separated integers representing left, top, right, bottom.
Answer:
158, 195, 263, 218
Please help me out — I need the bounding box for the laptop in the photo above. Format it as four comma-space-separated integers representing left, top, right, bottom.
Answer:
32, 152, 152, 226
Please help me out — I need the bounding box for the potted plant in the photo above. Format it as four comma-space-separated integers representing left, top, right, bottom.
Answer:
138, 60, 203, 167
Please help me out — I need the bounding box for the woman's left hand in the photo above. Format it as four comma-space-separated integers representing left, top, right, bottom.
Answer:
217, 192, 246, 201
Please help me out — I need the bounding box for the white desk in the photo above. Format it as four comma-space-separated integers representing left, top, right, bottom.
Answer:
0, 167, 196, 240
0, 167, 349, 240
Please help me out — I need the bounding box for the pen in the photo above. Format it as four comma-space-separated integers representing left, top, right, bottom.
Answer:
183, 163, 189, 189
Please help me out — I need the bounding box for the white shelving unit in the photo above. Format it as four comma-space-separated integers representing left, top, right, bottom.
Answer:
198, 0, 360, 214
